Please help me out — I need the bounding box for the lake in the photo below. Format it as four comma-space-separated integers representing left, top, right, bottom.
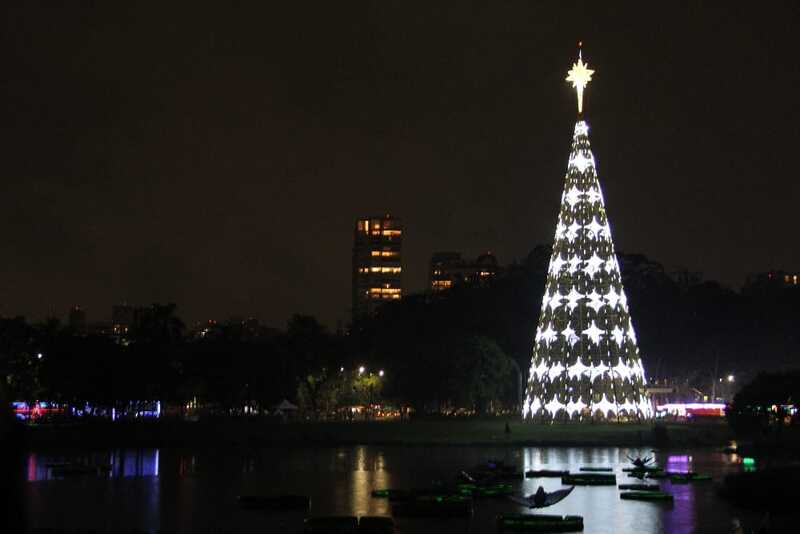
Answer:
24, 445, 763, 533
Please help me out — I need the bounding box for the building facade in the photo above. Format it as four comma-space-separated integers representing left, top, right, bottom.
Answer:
429, 252, 499, 291
743, 270, 800, 294
352, 215, 403, 321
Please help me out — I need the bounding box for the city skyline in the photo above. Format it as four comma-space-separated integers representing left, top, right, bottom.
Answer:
3, 4, 799, 328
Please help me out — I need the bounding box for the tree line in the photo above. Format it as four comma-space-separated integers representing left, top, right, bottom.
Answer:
1, 250, 799, 418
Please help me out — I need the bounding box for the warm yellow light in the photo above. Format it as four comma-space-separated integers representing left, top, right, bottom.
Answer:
566, 50, 595, 114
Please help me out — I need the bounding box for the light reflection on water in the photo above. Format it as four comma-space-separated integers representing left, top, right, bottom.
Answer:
25, 445, 761, 533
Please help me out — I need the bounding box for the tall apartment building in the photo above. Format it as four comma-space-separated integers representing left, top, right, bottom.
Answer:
111, 303, 137, 335
352, 215, 403, 321
429, 251, 499, 291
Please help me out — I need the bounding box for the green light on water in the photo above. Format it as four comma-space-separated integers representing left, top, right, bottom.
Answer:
743, 457, 755, 466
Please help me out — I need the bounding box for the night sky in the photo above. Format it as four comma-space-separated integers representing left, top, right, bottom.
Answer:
3, 3, 799, 328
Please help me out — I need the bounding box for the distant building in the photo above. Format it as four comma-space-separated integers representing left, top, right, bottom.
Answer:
111, 303, 141, 336
429, 252, 499, 291
68, 305, 87, 334
352, 215, 403, 321
743, 270, 800, 294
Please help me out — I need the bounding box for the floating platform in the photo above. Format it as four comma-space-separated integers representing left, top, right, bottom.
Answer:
622, 466, 662, 473
371, 489, 409, 499
525, 469, 569, 478
578, 467, 613, 472
620, 491, 674, 502
497, 513, 584, 532
457, 483, 513, 497
669, 473, 712, 483
562, 473, 616, 486
618, 484, 661, 491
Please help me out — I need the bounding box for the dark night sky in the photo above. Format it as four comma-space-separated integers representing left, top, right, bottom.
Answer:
2, 2, 799, 328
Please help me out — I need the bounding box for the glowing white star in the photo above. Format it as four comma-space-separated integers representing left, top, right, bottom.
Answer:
567, 259, 581, 276
637, 398, 653, 417
541, 325, 558, 345
604, 288, 621, 309
564, 187, 583, 208
529, 395, 542, 416
619, 399, 637, 415
565, 287, 583, 312
586, 289, 604, 312
567, 397, 588, 417
626, 322, 638, 345
593, 393, 617, 418
532, 358, 549, 380
589, 361, 610, 381
585, 253, 605, 277
550, 255, 566, 275
548, 291, 563, 311
569, 152, 594, 173
547, 361, 565, 380
565, 221, 581, 242
612, 358, 633, 381
566, 54, 595, 114
611, 325, 625, 347
544, 396, 565, 416
584, 189, 602, 203
582, 321, 604, 345
586, 219, 604, 239
568, 357, 592, 379
599, 220, 612, 239
561, 325, 579, 347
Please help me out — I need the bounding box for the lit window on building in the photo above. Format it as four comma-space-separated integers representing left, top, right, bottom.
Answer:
432, 280, 453, 290
370, 266, 401, 273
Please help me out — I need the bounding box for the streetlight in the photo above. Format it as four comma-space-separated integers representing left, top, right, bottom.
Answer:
37, 353, 43, 360
727, 375, 734, 383
358, 366, 365, 375
378, 370, 384, 377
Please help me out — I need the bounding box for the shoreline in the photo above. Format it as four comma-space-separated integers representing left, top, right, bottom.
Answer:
21, 418, 733, 450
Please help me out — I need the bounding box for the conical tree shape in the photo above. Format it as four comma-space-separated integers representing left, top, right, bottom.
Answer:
523, 120, 652, 421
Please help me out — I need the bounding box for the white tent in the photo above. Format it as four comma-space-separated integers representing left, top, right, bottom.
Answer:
274, 399, 298, 413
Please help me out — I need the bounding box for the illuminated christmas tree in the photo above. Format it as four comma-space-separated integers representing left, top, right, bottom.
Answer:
523, 48, 652, 421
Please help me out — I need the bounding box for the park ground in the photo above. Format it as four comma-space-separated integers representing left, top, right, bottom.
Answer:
22, 417, 732, 449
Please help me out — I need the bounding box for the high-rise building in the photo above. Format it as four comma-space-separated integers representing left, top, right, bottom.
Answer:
743, 270, 800, 294
352, 215, 403, 321
429, 252, 499, 291
111, 303, 136, 335
68, 305, 87, 334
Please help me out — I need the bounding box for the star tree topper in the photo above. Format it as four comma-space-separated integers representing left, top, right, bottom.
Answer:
566, 43, 595, 114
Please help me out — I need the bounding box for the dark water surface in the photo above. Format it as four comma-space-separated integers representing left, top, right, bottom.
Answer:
25, 445, 762, 533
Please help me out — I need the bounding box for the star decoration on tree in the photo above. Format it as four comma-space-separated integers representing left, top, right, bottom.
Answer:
566, 52, 595, 114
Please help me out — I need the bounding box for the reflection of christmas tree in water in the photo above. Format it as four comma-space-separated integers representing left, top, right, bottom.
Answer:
523, 49, 652, 421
